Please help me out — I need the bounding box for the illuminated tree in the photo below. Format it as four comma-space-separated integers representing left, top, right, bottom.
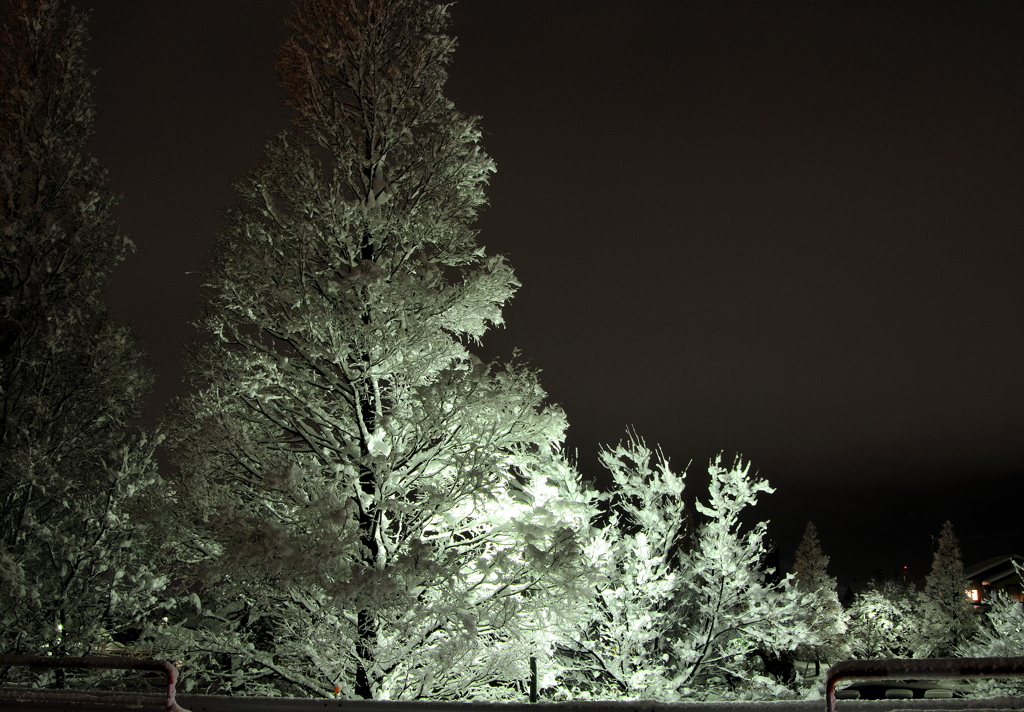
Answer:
792, 522, 847, 675
959, 576, 1024, 697
160, 0, 590, 699
555, 435, 810, 700
0, 0, 161, 669
962, 590, 1024, 661
915, 520, 977, 657
847, 581, 917, 658
553, 434, 690, 699
670, 456, 810, 695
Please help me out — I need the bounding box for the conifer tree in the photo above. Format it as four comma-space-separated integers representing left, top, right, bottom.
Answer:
0, 0, 160, 670
792, 522, 846, 675
161, 0, 591, 699
915, 520, 977, 657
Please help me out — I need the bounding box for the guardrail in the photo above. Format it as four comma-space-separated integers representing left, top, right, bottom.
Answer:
826, 656, 1024, 712
5, 653, 1024, 712
0, 653, 187, 711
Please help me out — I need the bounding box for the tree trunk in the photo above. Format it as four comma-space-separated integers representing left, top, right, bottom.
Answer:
354, 455, 379, 699
354, 607, 377, 699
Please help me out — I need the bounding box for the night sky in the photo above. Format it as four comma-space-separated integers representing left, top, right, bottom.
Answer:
10, 1, 1023, 586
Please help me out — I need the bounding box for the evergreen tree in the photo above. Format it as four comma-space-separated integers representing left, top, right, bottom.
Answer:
0, 0, 160, 672
160, 0, 591, 699
915, 520, 977, 657
792, 522, 847, 675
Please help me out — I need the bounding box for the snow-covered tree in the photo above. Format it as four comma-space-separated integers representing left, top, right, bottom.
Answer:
160, 0, 592, 700
958, 569, 1024, 697
0, 0, 161, 672
670, 455, 810, 696
552, 433, 690, 700
792, 522, 847, 674
914, 520, 977, 657
961, 591, 1024, 658
555, 436, 809, 701
846, 581, 917, 659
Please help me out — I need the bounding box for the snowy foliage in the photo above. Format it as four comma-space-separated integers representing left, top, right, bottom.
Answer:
961, 591, 1024, 658
959, 570, 1024, 697
7, 0, 989, 701
551, 434, 689, 700
792, 522, 847, 669
846, 581, 918, 659
0, 0, 160, 668
914, 520, 977, 657
671, 455, 811, 695
159, 0, 592, 699
846, 523, 977, 663
554, 434, 811, 701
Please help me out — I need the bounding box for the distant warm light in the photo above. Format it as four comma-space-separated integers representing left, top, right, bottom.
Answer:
967, 588, 980, 602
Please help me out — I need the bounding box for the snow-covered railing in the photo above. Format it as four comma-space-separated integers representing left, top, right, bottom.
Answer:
0, 653, 187, 711
826, 656, 1024, 712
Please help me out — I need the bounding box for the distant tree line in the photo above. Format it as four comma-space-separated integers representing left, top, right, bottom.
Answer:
0, 0, 1014, 701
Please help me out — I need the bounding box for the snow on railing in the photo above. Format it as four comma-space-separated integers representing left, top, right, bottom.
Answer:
0, 653, 188, 711
826, 656, 1024, 712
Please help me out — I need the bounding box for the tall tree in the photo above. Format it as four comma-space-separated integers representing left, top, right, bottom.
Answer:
160, 0, 590, 700
915, 520, 977, 657
0, 0, 160, 672
792, 522, 846, 675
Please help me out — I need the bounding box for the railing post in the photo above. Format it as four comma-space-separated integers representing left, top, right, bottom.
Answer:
529, 655, 538, 703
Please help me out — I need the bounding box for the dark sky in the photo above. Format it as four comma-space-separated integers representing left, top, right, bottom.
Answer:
12, 0, 1024, 585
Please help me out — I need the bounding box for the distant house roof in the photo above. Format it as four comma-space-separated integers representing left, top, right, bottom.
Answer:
965, 554, 1024, 587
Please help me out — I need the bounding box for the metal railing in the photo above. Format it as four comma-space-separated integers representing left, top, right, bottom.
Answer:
826, 656, 1024, 712
0, 653, 188, 711
6, 653, 1024, 712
